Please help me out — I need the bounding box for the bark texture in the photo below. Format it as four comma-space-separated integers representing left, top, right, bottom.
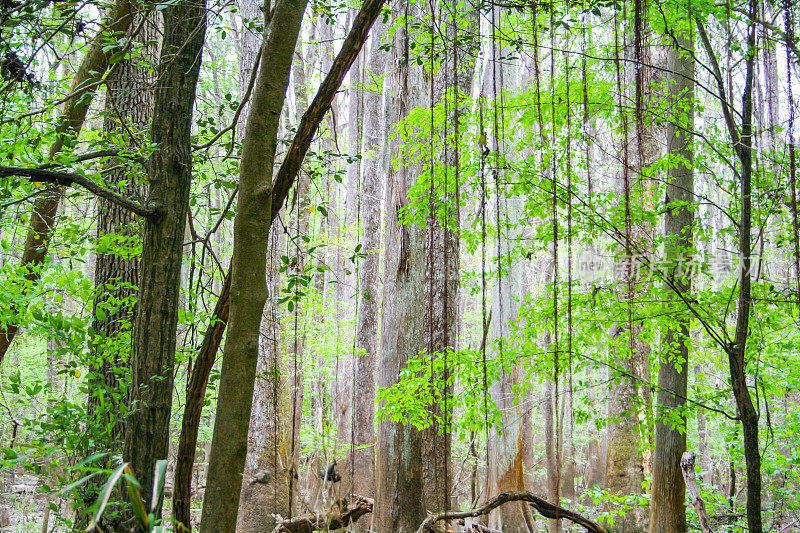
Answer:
88, 9, 158, 448
374, 4, 427, 530
649, 22, 694, 533
123, 0, 206, 510
350, 18, 388, 499
487, 221, 528, 533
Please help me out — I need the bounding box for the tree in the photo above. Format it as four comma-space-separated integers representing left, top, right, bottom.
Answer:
123, 0, 207, 509
350, 17, 388, 498
200, 0, 386, 528
649, 11, 694, 533
604, 3, 663, 529
0, 0, 137, 365
696, 2, 762, 529
88, 8, 159, 450
374, 2, 428, 529
199, 2, 306, 530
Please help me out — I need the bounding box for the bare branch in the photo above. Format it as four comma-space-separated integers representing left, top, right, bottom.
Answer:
0, 166, 153, 218
415, 491, 608, 533
192, 47, 263, 151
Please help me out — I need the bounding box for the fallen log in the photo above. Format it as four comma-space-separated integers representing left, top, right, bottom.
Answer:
415, 491, 608, 533
271, 496, 373, 532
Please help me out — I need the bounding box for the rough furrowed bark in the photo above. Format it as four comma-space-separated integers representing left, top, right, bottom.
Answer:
415, 491, 608, 533
123, 0, 206, 511
0, 0, 138, 364
88, 7, 159, 449
75, 12, 159, 527
349, 18, 387, 499
373, 2, 428, 531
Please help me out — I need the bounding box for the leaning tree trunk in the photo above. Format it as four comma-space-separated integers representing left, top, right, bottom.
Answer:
234, 0, 292, 528
174, 0, 387, 526
200, 1, 306, 531
123, 0, 206, 510
0, 0, 136, 364
649, 20, 694, 533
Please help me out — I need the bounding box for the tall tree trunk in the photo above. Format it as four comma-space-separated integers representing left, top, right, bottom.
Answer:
0, 0, 136, 364
78, 13, 159, 528
604, 8, 662, 530
649, 20, 694, 533
88, 9, 159, 450
123, 0, 206, 511
234, 0, 293, 528
200, 1, 306, 530
421, 3, 476, 515
487, 198, 529, 533
374, 4, 427, 530
174, 0, 386, 525
349, 18, 387, 498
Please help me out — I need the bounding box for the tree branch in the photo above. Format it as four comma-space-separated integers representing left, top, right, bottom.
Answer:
694, 15, 742, 149
192, 47, 263, 151
269, 0, 387, 212
37, 149, 149, 171
415, 491, 608, 533
0, 166, 153, 218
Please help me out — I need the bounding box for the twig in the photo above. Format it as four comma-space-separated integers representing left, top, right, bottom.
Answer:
192, 48, 262, 151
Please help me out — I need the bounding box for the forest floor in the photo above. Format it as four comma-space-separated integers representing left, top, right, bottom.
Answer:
1, 468, 58, 532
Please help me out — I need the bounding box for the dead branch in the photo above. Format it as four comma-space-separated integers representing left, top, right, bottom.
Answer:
415, 491, 607, 533
681, 452, 713, 533
271, 496, 373, 532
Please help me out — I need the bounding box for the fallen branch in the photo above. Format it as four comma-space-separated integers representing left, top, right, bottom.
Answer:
415, 491, 607, 533
681, 452, 713, 533
271, 496, 373, 532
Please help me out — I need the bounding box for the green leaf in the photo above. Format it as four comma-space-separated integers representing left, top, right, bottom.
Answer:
76, 452, 109, 468
126, 466, 149, 529
86, 462, 128, 531
61, 471, 104, 495
150, 459, 168, 514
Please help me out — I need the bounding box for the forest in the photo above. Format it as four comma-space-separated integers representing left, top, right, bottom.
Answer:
0, 0, 797, 530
